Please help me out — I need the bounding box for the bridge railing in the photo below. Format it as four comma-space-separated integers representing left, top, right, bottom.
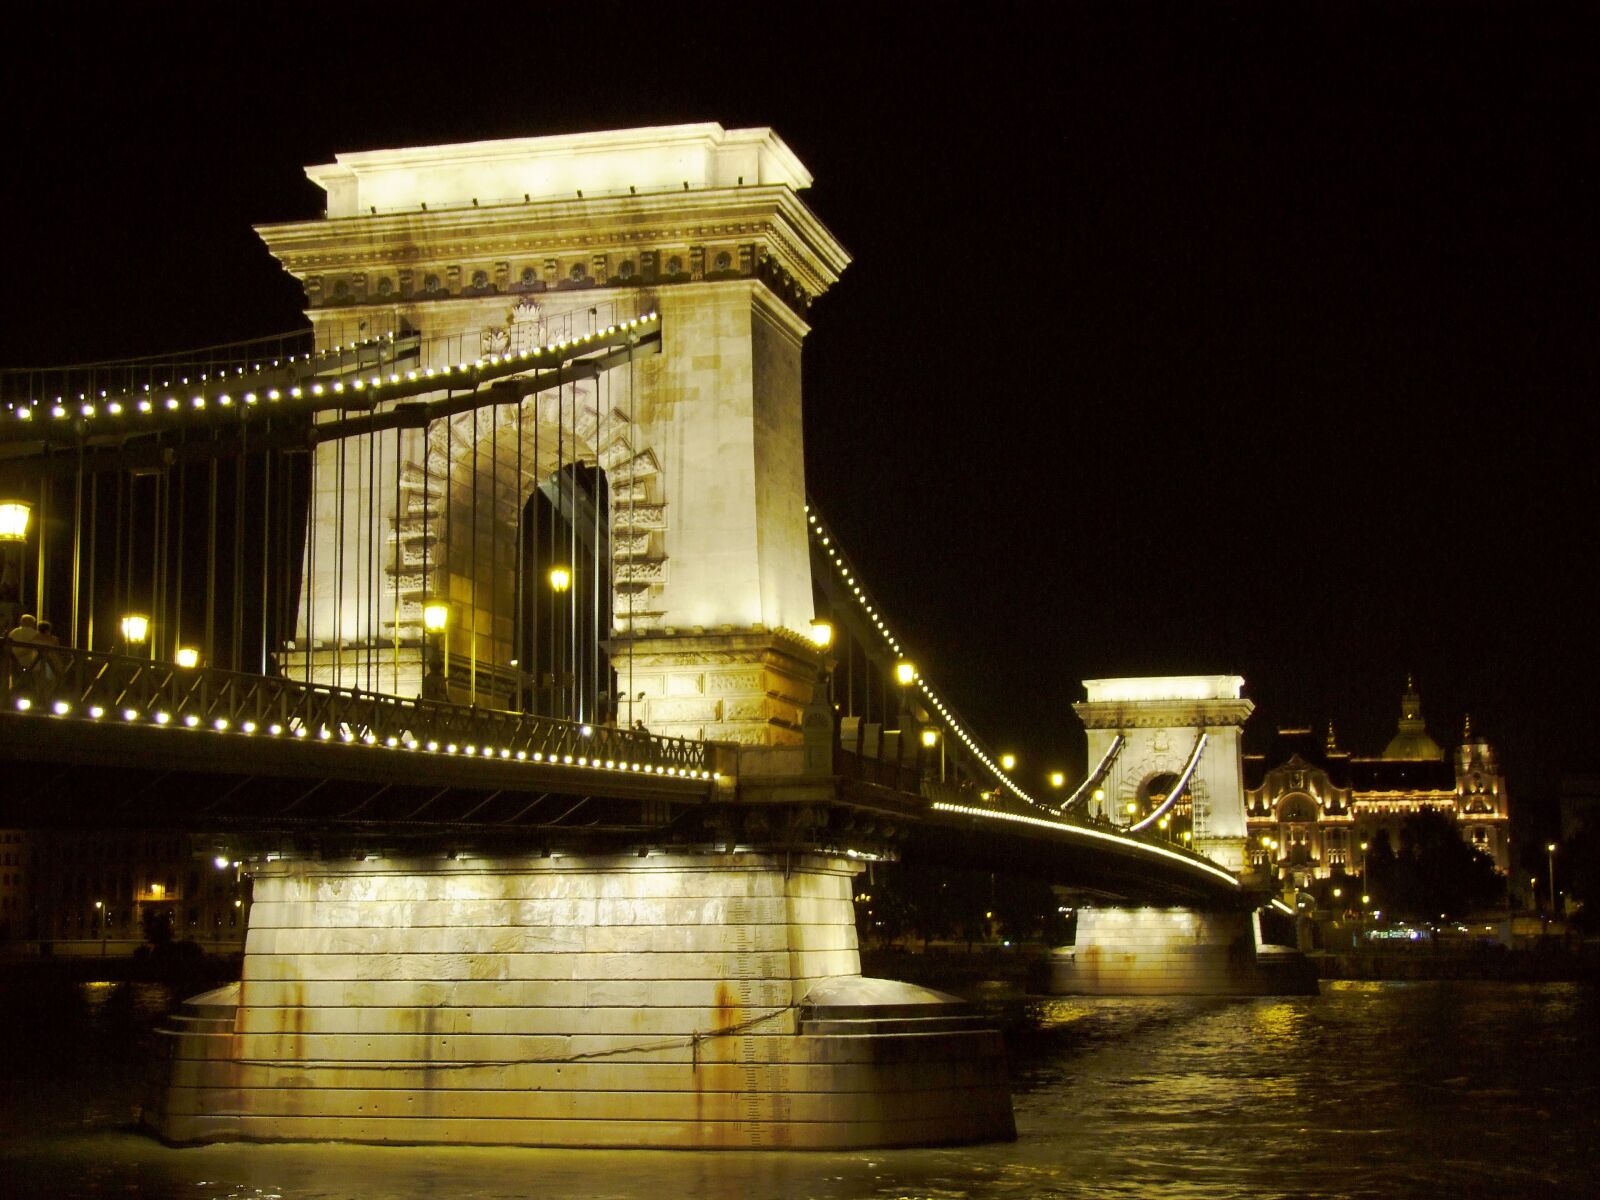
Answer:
1, 637, 707, 775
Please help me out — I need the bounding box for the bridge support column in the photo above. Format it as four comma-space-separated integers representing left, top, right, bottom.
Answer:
144, 850, 1014, 1149
1049, 906, 1317, 996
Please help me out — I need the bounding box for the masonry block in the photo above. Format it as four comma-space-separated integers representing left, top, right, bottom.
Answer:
144, 851, 1015, 1149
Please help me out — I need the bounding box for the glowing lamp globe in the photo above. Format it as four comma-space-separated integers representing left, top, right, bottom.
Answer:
0, 501, 31, 542
422, 600, 450, 633
120, 614, 150, 644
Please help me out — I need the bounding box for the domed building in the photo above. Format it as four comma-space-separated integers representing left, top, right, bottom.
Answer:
1242, 679, 1511, 892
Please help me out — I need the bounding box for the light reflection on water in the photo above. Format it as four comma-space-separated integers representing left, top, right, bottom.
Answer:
0, 979, 1595, 1198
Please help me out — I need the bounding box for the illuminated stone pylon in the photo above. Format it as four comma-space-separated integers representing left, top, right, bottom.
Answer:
1073, 675, 1254, 874
256, 124, 850, 745
1051, 676, 1318, 996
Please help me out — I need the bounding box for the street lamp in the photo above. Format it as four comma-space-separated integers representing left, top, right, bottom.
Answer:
1049, 771, 1065, 789
1000, 753, 1016, 772
175, 646, 200, 669
120, 613, 150, 655
1547, 843, 1558, 917
893, 660, 916, 686
0, 501, 30, 542
94, 899, 106, 957
808, 619, 833, 648
422, 598, 450, 636
548, 569, 572, 718
0, 499, 28, 631
421, 599, 450, 702
920, 727, 945, 781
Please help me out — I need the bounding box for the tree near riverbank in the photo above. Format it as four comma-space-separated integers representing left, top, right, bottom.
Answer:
1368, 809, 1503, 920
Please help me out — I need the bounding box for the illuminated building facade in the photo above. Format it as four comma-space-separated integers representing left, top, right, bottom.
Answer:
0, 829, 246, 956
1243, 680, 1511, 890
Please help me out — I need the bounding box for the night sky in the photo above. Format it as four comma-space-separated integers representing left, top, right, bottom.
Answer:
2, 4, 1591, 829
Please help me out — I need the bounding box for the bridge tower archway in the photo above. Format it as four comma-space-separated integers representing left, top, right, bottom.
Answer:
1073, 675, 1254, 874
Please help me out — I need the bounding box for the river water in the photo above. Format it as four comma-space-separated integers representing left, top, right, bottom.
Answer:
0, 977, 1593, 1198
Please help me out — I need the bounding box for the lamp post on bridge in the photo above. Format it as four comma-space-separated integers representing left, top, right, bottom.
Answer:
0, 500, 31, 631
421, 599, 450, 703
893, 659, 916, 781
120, 613, 151, 659
920, 726, 944, 783
549, 566, 572, 719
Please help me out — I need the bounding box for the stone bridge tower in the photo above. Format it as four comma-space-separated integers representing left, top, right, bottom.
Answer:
256, 124, 850, 746
1074, 675, 1254, 873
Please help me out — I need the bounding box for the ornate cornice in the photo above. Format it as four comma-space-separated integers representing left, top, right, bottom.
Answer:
1075, 698, 1254, 730
255, 187, 849, 303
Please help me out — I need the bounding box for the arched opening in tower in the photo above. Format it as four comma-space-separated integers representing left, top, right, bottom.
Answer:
522, 462, 612, 723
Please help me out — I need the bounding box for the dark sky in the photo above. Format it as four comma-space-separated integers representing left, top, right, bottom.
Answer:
1, 3, 1592, 826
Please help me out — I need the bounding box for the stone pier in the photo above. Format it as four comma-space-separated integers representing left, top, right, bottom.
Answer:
144, 851, 1015, 1148
1049, 906, 1317, 996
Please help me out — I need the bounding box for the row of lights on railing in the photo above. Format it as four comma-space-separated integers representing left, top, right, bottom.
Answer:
8, 692, 713, 779
802, 505, 1046, 812
7, 316, 656, 423
4, 334, 399, 412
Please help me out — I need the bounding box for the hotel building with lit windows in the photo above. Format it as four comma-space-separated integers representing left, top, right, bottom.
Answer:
1243, 680, 1510, 891
0, 830, 247, 957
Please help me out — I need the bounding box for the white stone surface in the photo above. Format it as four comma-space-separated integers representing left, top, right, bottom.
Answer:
307, 124, 813, 218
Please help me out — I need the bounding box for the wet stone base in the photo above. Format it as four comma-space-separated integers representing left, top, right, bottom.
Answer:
142, 851, 1016, 1149
1050, 907, 1319, 996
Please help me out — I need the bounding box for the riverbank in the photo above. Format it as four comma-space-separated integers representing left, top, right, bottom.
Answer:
1312, 946, 1598, 982
862, 941, 1600, 990
0, 951, 240, 988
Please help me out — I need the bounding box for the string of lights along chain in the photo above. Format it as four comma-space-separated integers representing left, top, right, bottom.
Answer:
803, 505, 1046, 813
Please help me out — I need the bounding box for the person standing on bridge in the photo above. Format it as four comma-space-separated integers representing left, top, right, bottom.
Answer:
5, 613, 41, 683
33, 619, 62, 696
420, 655, 449, 703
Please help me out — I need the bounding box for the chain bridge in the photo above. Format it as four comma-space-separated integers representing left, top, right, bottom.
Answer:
0, 124, 1309, 1152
